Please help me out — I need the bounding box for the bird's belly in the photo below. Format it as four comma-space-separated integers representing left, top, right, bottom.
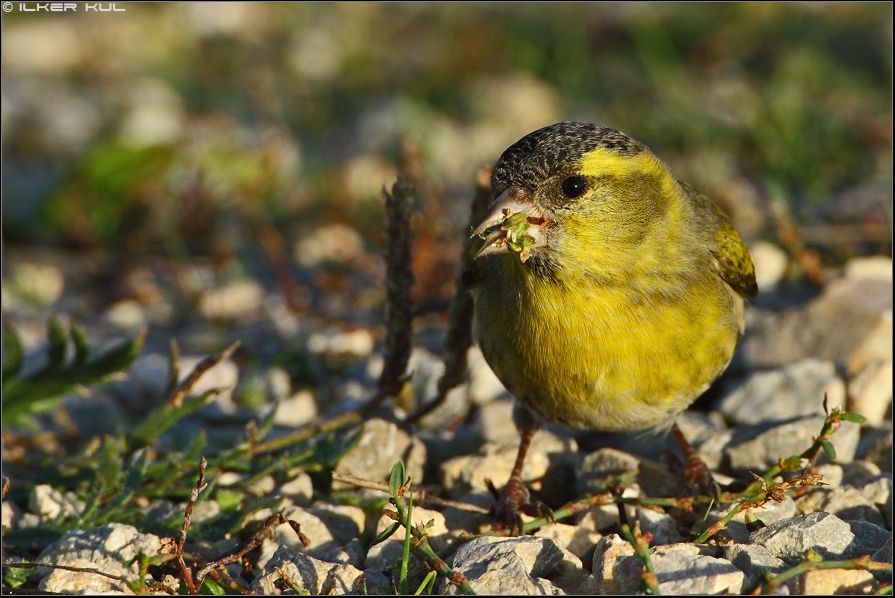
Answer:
473, 277, 741, 432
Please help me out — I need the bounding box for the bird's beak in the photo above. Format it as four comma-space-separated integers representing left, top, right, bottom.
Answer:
470, 185, 549, 260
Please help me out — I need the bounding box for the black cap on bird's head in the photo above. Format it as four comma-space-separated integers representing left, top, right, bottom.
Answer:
473, 122, 645, 261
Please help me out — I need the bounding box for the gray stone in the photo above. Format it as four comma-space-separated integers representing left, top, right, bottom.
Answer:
706, 497, 797, 542
366, 506, 449, 573
28, 484, 84, 521
534, 522, 601, 563
650, 550, 744, 594
847, 520, 890, 555
750, 241, 789, 291
800, 568, 876, 595
814, 464, 844, 487
334, 418, 426, 488
847, 360, 893, 426
257, 504, 366, 570
872, 533, 893, 584
581, 533, 641, 595
843, 460, 884, 487
198, 279, 264, 321
577, 448, 640, 495
443, 536, 565, 595
274, 389, 318, 427
717, 359, 846, 426
252, 545, 386, 595
738, 276, 892, 372
796, 486, 887, 527
440, 430, 576, 497
278, 472, 314, 505
725, 416, 860, 472
637, 506, 684, 545
724, 543, 788, 589
750, 512, 884, 563
859, 428, 893, 473
36, 523, 161, 593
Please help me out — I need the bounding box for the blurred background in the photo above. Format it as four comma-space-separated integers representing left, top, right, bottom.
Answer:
1, 2, 892, 424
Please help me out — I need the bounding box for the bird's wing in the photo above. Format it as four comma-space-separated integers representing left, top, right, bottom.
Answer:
680, 181, 758, 299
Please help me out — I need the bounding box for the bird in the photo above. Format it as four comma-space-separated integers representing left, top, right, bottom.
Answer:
466, 121, 757, 530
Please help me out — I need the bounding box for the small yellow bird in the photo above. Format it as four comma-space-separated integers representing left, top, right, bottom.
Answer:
468, 122, 757, 528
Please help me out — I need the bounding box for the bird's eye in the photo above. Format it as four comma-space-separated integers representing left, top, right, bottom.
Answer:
561, 175, 588, 199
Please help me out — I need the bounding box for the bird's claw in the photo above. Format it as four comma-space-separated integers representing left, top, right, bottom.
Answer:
486, 476, 550, 535
682, 453, 721, 502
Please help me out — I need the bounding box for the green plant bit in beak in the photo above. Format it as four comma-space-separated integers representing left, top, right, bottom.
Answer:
501, 211, 536, 262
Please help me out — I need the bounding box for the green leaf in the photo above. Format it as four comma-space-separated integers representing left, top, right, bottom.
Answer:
200, 578, 226, 595
46, 317, 68, 369
2, 563, 29, 588
1, 329, 143, 427
2, 324, 24, 379
389, 461, 406, 496
838, 411, 867, 424
370, 522, 400, 547
414, 571, 437, 595
821, 439, 837, 461
70, 320, 90, 366
215, 488, 244, 512
805, 548, 823, 563
99, 436, 123, 487
129, 389, 219, 448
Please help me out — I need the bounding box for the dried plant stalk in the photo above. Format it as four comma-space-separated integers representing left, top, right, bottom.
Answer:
378, 176, 416, 400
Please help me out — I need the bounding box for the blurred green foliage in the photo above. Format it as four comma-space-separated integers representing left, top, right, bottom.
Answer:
1, 3, 891, 254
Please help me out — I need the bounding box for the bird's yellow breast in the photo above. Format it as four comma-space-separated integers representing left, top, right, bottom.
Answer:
472, 259, 742, 431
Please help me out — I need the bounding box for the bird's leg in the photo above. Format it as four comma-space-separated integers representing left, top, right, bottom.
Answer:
671, 422, 721, 501
487, 413, 553, 534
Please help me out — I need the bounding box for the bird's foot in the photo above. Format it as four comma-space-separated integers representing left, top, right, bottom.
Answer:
680, 452, 721, 502
486, 476, 554, 535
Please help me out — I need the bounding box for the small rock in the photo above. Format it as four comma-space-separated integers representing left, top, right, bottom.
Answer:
9, 262, 64, 305
872, 533, 892, 564
724, 543, 788, 589
848, 360, 893, 426
258, 504, 366, 570
534, 522, 601, 563
273, 389, 319, 427
749, 241, 789, 290
40, 566, 135, 595
751, 512, 884, 562
815, 464, 845, 487
366, 506, 449, 573
334, 418, 426, 488
717, 359, 846, 426
307, 327, 374, 358
845, 256, 893, 282
28, 485, 84, 521
440, 431, 575, 497
36, 524, 160, 592
858, 429, 892, 473
253, 545, 379, 595
103, 299, 148, 332
706, 498, 797, 543
293, 223, 365, 267
2, 501, 21, 531
637, 506, 684, 545
548, 547, 592, 594
580, 533, 641, 595
443, 536, 565, 595
843, 460, 884, 487
696, 429, 735, 470
466, 345, 509, 405
578, 485, 642, 532
651, 550, 744, 594
738, 277, 892, 372
577, 448, 640, 495
795, 486, 886, 527
800, 568, 875, 595
848, 520, 891, 554
725, 416, 860, 472
198, 279, 264, 320
279, 473, 314, 504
